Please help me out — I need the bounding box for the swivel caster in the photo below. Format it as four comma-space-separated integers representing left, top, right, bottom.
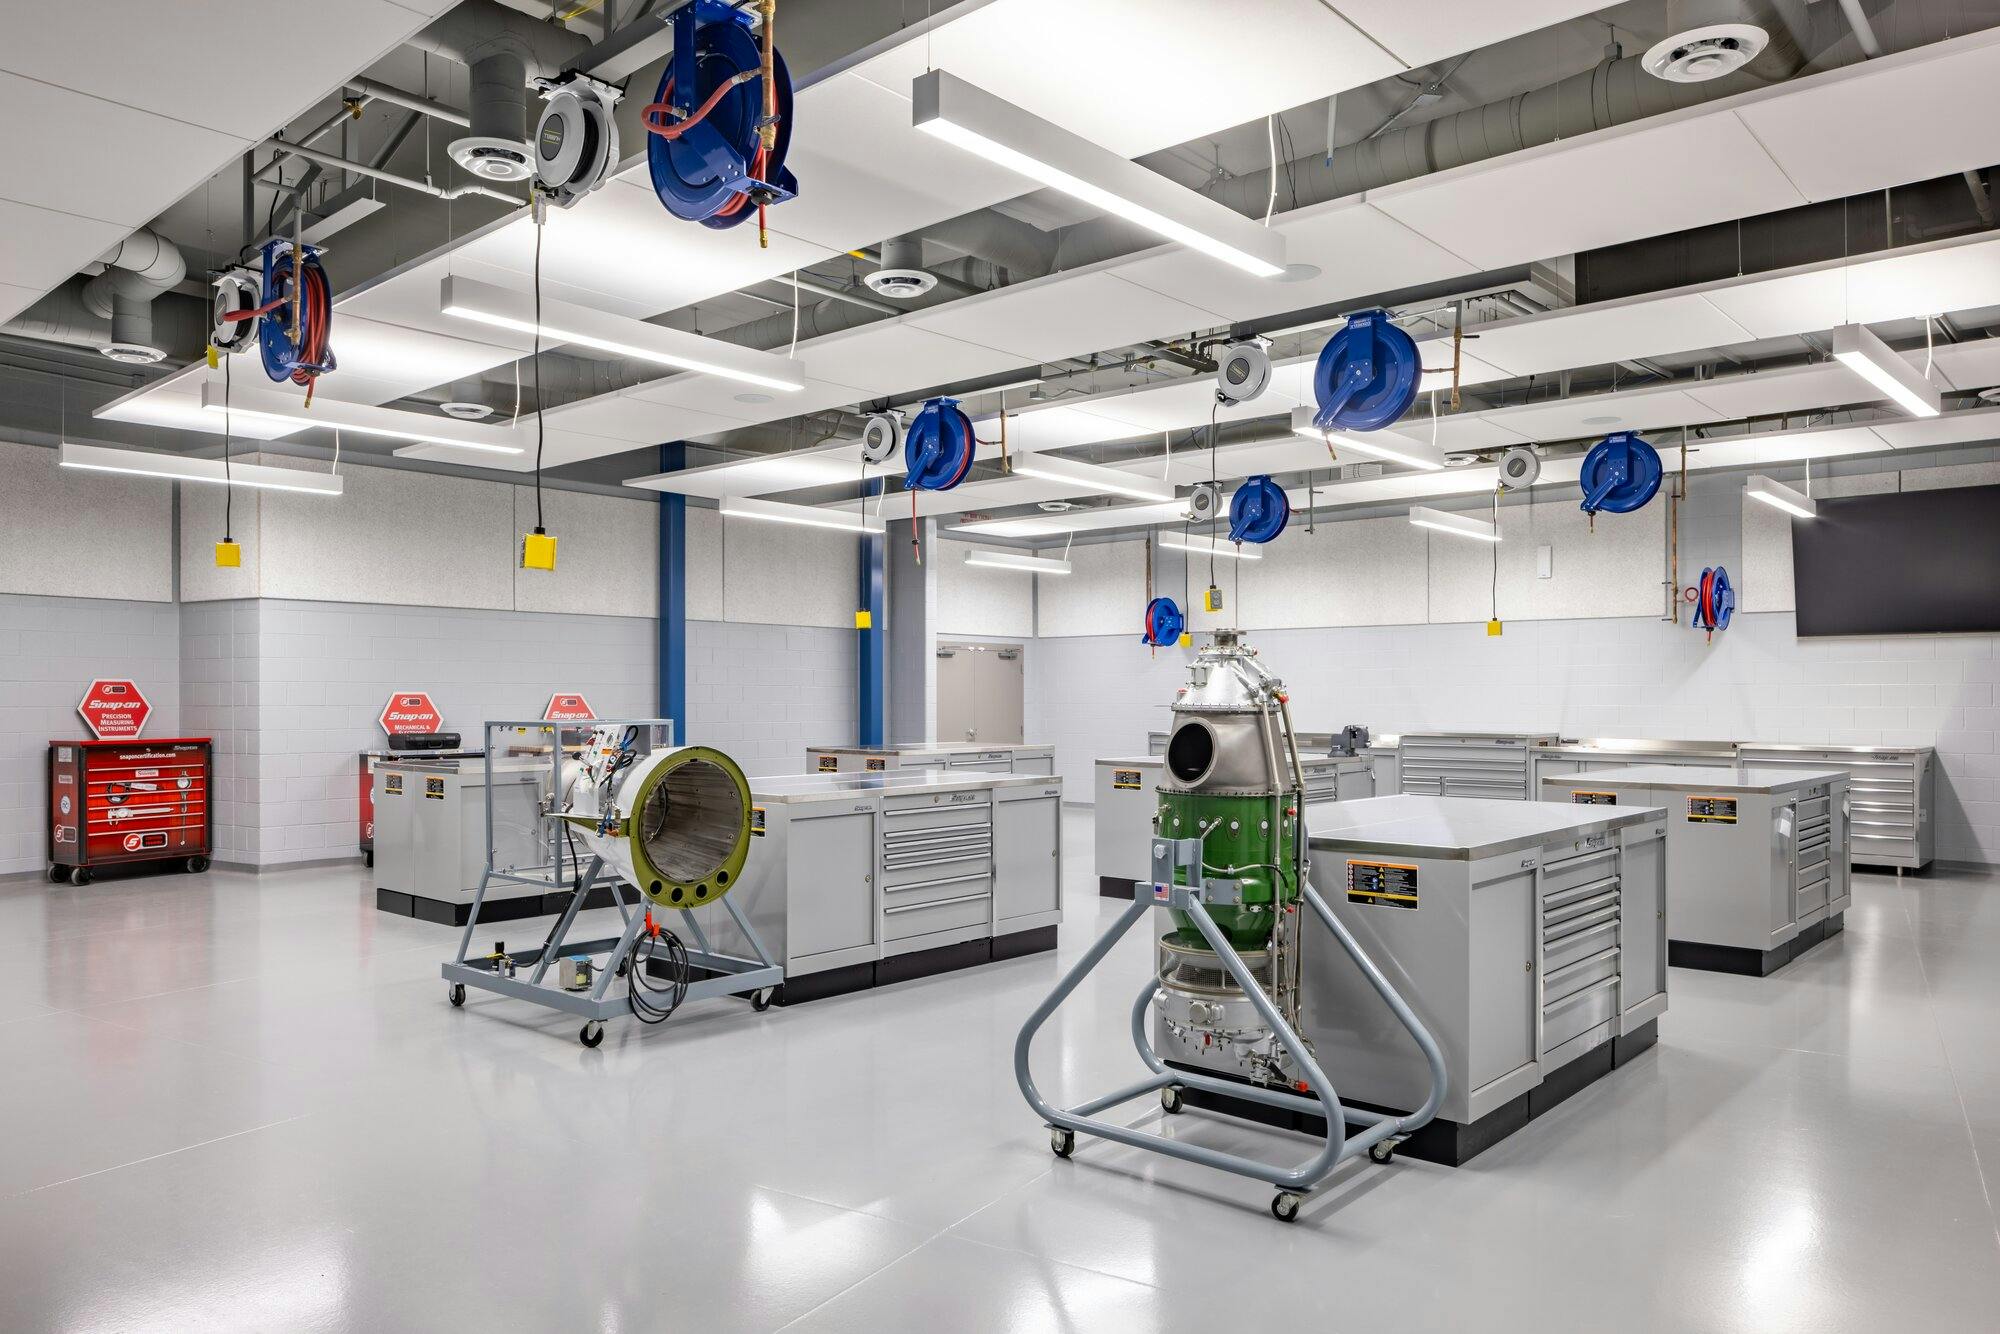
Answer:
184, 856, 209, 874
750, 988, 773, 1012
447, 983, 466, 1008
615, 959, 630, 978
1049, 1126, 1076, 1159
1270, 1191, 1302, 1223
579, 1021, 605, 1048
1160, 1086, 1185, 1115
48, 866, 67, 885
69, 866, 93, 887
1368, 1139, 1397, 1165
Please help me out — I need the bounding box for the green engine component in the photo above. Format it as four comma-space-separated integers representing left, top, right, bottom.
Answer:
623, 745, 753, 910
1155, 789, 1298, 951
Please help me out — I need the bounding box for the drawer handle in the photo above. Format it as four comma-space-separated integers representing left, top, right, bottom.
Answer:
1544, 871, 1620, 905
884, 890, 991, 914
1546, 905, 1621, 941
883, 833, 993, 853
883, 820, 990, 838
885, 803, 991, 819
1546, 945, 1621, 984
884, 872, 990, 894
1544, 974, 1621, 1012
1545, 883, 1620, 916
883, 852, 992, 873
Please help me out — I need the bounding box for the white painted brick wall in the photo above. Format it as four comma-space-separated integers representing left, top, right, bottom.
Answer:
0, 595, 181, 876
685, 619, 856, 777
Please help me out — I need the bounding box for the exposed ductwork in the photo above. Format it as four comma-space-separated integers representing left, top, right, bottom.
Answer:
1, 228, 191, 364
405, 0, 590, 183
3, 278, 209, 366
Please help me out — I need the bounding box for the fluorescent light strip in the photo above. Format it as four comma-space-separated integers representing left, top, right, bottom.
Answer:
1830, 323, 1940, 418
200, 382, 523, 455
964, 549, 1072, 575
1291, 408, 1445, 470
59, 441, 344, 495
1008, 452, 1176, 503
1745, 474, 1818, 519
441, 276, 806, 394
1158, 532, 1261, 561
720, 496, 885, 535
912, 70, 1285, 279
1408, 505, 1498, 542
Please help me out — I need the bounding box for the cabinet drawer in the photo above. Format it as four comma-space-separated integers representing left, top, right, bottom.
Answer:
883, 849, 989, 888
1546, 947, 1620, 1006
1797, 796, 1830, 822
1798, 879, 1828, 915
1543, 846, 1619, 896
1545, 887, 1620, 931
883, 869, 990, 908
1544, 977, 1620, 1050
883, 891, 990, 941
883, 797, 992, 827
1546, 918, 1619, 975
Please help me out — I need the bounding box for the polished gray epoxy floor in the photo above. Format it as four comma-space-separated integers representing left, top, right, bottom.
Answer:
3, 810, 1999, 1332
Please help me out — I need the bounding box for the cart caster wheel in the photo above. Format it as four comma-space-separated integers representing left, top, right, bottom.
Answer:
1049, 1127, 1076, 1159
1160, 1086, 1185, 1115
69, 866, 93, 887
364, 851, 374, 869
1369, 1140, 1396, 1165
1271, 1191, 1302, 1223
615, 959, 630, 978
184, 856, 209, 874
48, 866, 67, 885
447, 984, 466, 1007
579, 1021, 605, 1048
751, 988, 772, 1012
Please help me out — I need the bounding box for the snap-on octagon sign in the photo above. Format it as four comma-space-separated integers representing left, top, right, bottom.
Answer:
378, 692, 443, 737
77, 679, 152, 740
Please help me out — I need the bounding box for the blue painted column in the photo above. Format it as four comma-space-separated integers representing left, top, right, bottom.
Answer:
658, 442, 687, 742
857, 477, 886, 746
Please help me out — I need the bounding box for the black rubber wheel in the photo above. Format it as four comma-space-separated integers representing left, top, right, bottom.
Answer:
751, 988, 772, 1012
579, 1022, 605, 1048
447, 984, 466, 1007
1271, 1192, 1301, 1223
1160, 1086, 1185, 1115
184, 856, 209, 874
69, 866, 93, 887
48, 866, 67, 885
1049, 1127, 1076, 1159
615, 959, 630, 978
1369, 1140, 1396, 1165
364, 851, 374, 869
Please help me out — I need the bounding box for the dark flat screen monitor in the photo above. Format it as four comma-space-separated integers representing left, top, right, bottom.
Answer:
1791, 483, 2000, 636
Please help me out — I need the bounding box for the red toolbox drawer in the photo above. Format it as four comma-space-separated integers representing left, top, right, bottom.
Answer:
48, 738, 213, 885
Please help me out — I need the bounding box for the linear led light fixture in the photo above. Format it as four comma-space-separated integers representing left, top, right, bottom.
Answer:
719, 496, 886, 535
1745, 474, 1818, 519
964, 549, 1072, 575
1408, 505, 1498, 542
440, 276, 806, 393
200, 382, 523, 455
1830, 323, 1940, 418
1291, 407, 1445, 471
1158, 532, 1261, 561
1008, 451, 1176, 503
912, 70, 1286, 279
59, 441, 344, 495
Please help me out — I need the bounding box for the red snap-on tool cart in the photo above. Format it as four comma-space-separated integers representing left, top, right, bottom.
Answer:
46, 738, 213, 886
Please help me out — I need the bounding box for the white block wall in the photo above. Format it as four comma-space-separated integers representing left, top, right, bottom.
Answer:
685, 620, 856, 775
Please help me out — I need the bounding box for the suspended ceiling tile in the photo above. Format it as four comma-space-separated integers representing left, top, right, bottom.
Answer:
1695, 268, 1845, 340
0, 74, 245, 229
1113, 201, 1473, 323
1839, 239, 2000, 329
911, 473, 1080, 518
629, 441, 870, 499
313, 316, 522, 400
1934, 340, 2000, 393
536, 392, 731, 446
783, 321, 1019, 399
1690, 425, 1888, 467
1382, 415, 1532, 450
625, 371, 858, 426
1872, 407, 2000, 451
1465, 294, 1753, 377
1330, 1, 1612, 69
1483, 388, 1725, 442
1733, 29, 2000, 203
1413, 348, 1511, 395
1372, 112, 1804, 273
0, 200, 128, 292
0, 1, 431, 141
1066, 376, 1299, 435
0, 281, 36, 326
847, 0, 1404, 160
980, 404, 1138, 453
1684, 363, 1856, 420
906, 272, 1225, 364
93, 378, 299, 442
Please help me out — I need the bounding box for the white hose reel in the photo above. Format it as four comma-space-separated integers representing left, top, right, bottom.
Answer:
534, 76, 622, 207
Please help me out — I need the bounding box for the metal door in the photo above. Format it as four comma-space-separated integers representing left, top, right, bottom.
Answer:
936, 642, 1025, 743
936, 645, 977, 743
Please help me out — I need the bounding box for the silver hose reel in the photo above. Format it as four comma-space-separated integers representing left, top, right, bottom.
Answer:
1498, 446, 1542, 490
1215, 341, 1271, 405
533, 76, 622, 207
861, 411, 903, 466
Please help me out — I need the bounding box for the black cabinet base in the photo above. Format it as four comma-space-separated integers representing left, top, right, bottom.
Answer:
377, 883, 620, 927
769, 925, 1058, 1006
1670, 914, 1844, 976
1098, 875, 1137, 899
1168, 1019, 1660, 1168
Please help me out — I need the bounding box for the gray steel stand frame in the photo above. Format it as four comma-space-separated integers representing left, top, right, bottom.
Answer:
439, 717, 783, 1039
1015, 842, 1447, 1209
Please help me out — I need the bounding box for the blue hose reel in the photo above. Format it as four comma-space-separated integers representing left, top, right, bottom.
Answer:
1311, 308, 1422, 432
1142, 596, 1184, 648
1579, 432, 1664, 516
257, 238, 334, 387
1228, 475, 1290, 545
1692, 566, 1735, 636
904, 398, 976, 492
645, 0, 797, 229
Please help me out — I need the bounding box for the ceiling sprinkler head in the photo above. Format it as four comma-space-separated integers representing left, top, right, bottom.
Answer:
439, 401, 495, 420
1642, 23, 1767, 82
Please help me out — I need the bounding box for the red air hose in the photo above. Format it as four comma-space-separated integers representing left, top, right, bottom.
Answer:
643, 76, 768, 220
288, 260, 333, 395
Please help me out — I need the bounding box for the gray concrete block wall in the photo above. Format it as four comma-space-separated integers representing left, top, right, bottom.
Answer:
177, 600, 259, 864
685, 619, 856, 776
0, 594, 182, 876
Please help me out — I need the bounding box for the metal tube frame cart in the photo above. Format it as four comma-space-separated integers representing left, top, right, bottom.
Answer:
440, 718, 784, 1047
1016, 834, 1448, 1222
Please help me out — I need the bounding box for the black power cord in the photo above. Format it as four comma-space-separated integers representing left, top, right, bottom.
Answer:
626, 924, 691, 1024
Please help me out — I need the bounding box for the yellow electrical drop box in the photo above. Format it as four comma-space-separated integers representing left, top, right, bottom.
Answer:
1487, 619, 1503, 636
521, 530, 558, 571
214, 540, 242, 568
854, 609, 873, 629
1177, 632, 1193, 648
1203, 586, 1223, 613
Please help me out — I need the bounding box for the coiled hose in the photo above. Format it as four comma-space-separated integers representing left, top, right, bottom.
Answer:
625, 912, 691, 1025
259, 243, 334, 397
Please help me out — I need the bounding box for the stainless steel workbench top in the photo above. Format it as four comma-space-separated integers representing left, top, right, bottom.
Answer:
806, 742, 1053, 756
1562, 764, 1849, 794
748, 768, 1053, 804
1545, 740, 1738, 759
1306, 794, 1662, 860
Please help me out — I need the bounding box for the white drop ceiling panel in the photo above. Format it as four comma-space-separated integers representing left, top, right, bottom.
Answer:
539, 392, 733, 446
1372, 113, 1804, 272
908, 472, 1085, 518
1465, 294, 1753, 377
1696, 235, 2000, 339
0, 1, 431, 141
1327, 1, 1609, 69
0, 201, 128, 292
907, 272, 1225, 364
94, 379, 301, 443
626, 372, 859, 424
0, 281, 37, 327
1934, 340, 2000, 393
1684, 363, 1855, 421
1871, 406, 2000, 451
0, 74, 243, 229
1733, 29, 2000, 203
1062, 376, 1303, 435
629, 441, 871, 499
781, 321, 1019, 398
1383, 415, 1533, 451
1482, 388, 1725, 442
847, 0, 1405, 159
980, 404, 1141, 453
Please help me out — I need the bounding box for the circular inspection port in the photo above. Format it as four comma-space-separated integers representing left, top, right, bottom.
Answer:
1166, 721, 1216, 786
638, 758, 745, 885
